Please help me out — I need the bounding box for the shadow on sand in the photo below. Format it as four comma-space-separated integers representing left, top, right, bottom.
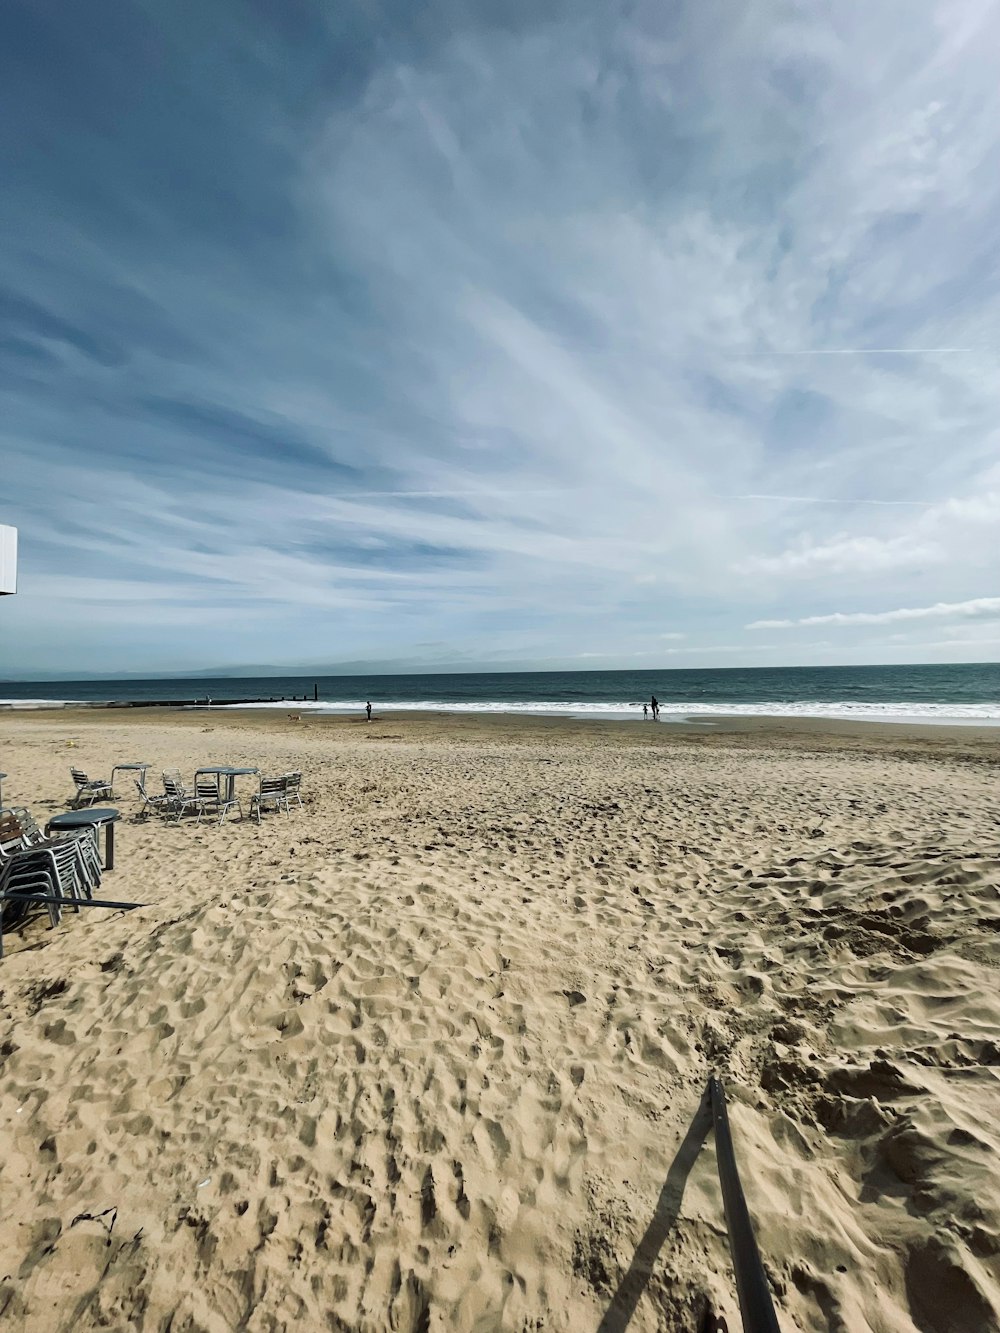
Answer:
597, 1090, 713, 1333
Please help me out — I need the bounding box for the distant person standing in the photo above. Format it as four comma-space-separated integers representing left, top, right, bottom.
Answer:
643, 703, 649, 720
366, 700, 372, 722
651, 695, 660, 721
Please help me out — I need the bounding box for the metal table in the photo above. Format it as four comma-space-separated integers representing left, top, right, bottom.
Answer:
111, 762, 151, 793
46, 807, 121, 871
0, 772, 6, 808
194, 767, 259, 823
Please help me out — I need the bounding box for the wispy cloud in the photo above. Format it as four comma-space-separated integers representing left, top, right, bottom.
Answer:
764, 348, 974, 356
2, 2, 1000, 673
726, 495, 934, 507
749, 597, 1000, 630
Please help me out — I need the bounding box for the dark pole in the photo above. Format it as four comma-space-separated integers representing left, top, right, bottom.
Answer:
708, 1077, 781, 1333
7, 896, 144, 909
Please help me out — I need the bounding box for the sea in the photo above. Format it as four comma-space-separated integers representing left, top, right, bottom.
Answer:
1, 663, 999, 725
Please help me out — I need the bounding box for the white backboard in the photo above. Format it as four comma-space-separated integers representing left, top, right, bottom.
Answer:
0, 525, 17, 595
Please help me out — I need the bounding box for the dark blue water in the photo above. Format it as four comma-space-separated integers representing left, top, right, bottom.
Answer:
1, 663, 998, 721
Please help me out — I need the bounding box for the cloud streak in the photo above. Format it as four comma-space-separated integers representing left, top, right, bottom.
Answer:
749, 598, 1000, 630
1, 2, 1000, 673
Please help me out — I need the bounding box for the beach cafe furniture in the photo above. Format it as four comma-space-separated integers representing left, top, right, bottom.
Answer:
161, 773, 208, 823
16, 805, 103, 889
111, 762, 150, 791
46, 807, 120, 871
1, 849, 67, 956
134, 775, 172, 820
1, 808, 103, 957
249, 771, 303, 823
5, 807, 101, 882
194, 766, 260, 824
1, 807, 142, 959
70, 767, 113, 808
285, 771, 303, 810
195, 774, 223, 821
0, 772, 6, 807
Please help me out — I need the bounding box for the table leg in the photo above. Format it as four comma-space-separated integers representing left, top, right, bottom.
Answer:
222, 775, 239, 822
105, 822, 115, 871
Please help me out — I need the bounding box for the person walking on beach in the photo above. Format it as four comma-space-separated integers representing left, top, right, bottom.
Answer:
643, 703, 649, 720
366, 700, 372, 722
651, 695, 659, 721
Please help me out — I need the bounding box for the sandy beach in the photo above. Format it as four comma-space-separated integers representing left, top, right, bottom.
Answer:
0, 708, 997, 1331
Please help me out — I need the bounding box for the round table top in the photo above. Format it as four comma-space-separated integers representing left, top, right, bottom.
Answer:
48, 807, 120, 828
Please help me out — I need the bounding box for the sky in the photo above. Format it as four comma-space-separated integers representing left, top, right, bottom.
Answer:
1, 0, 999, 678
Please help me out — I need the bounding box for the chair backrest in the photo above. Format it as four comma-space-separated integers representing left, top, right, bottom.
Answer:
283, 771, 302, 789
162, 775, 185, 796
10, 807, 44, 845
258, 776, 286, 796
70, 767, 89, 787
0, 811, 26, 857
195, 779, 218, 800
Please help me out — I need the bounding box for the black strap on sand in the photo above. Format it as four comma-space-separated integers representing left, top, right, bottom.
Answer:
2, 894, 144, 910
708, 1076, 781, 1333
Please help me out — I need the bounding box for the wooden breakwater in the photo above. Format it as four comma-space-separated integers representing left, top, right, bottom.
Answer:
0, 696, 317, 710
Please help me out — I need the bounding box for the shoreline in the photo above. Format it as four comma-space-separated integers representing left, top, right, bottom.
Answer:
3, 695, 1000, 728
4, 702, 1000, 760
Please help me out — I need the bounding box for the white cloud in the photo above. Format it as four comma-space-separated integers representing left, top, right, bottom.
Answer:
4, 3, 1000, 672
749, 597, 1000, 630
741, 534, 940, 577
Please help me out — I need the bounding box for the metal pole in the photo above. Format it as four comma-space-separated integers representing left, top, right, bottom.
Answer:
2, 895, 144, 910
708, 1077, 781, 1333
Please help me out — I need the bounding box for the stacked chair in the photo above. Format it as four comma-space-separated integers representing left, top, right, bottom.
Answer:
0, 808, 103, 957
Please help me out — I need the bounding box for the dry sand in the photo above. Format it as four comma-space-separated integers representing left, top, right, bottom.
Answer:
0, 707, 998, 1332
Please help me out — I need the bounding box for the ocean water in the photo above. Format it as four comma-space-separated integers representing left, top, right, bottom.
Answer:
1, 663, 999, 724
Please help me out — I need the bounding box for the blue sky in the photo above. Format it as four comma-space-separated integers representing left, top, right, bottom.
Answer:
1, 0, 999, 677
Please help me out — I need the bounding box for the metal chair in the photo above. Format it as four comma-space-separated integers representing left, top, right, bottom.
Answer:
283, 772, 304, 810
70, 767, 113, 808
0, 810, 25, 861
134, 776, 171, 820
0, 855, 61, 956
9, 806, 100, 894
195, 777, 224, 822
249, 775, 291, 823
161, 774, 207, 824
7, 807, 44, 846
